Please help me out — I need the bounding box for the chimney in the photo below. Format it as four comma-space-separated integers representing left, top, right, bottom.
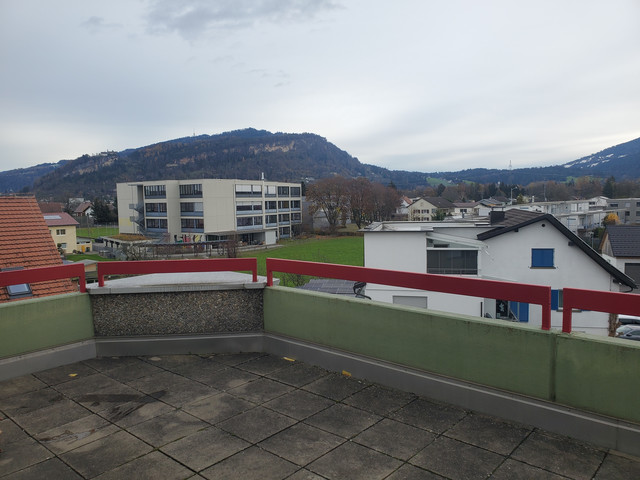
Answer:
490, 210, 505, 224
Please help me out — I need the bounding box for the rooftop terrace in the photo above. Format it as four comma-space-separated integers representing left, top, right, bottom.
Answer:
1, 258, 640, 478
3, 353, 640, 479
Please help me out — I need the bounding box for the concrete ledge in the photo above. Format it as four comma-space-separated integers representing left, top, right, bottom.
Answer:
95, 333, 264, 357
263, 333, 640, 457
0, 340, 96, 382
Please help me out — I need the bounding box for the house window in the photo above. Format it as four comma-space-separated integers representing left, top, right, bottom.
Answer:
1, 267, 32, 298
609, 203, 618, 208
290, 186, 301, 196
531, 248, 554, 268
181, 218, 204, 230
145, 203, 167, 213
146, 218, 168, 230
551, 289, 564, 310
55, 229, 66, 235
180, 202, 203, 214
427, 250, 478, 274
278, 186, 289, 196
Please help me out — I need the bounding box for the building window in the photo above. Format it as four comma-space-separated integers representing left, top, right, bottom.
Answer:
531, 248, 554, 268
236, 201, 262, 214
609, 203, 618, 208
1, 267, 32, 298
146, 218, 168, 230
290, 186, 301, 196
180, 202, 203, 214
291, 200, 301, 209
145, 203, 167, 213
179, 184, 203, 197
237, 216, 262, 228
265, 201, 277, 211
266, 214, 277, 225
278, 200, 290, 210
277, 186, 289, 196
181, 218, 204, 230
144, 185, 166, 197
291, 212, 301, 222
266, 185, 277, 197
279, 213, 290, 223
55, 229, 66, 235
427, 250, 478, 274
235, 184, 262, 196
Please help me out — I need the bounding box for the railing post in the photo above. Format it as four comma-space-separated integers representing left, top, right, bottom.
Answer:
541, 287, 551, 331
266, 259, 274, 286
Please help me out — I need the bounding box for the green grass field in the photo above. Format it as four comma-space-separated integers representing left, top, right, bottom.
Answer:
242, 235, 364, 283
77, 227, 118, 239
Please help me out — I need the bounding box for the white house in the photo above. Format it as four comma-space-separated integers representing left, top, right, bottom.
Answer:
363, 210, 636, 336
407, 197, 455, 221
600, 225, 640, 293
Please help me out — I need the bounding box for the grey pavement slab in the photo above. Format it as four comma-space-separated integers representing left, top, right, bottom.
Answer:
1, 353, 639, 480
308, 440, 402, 480
410, 436, 505, 480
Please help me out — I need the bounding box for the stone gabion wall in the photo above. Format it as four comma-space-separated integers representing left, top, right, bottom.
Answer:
90, 289, 263, 336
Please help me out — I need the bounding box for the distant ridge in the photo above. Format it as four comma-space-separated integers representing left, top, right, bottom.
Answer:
1, 129, 639, 198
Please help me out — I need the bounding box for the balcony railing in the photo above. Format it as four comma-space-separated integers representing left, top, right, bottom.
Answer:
563, 288, 640, 333
0, 264, 87, 293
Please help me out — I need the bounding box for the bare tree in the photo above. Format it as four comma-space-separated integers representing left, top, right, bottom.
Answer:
306, 176, 349, 232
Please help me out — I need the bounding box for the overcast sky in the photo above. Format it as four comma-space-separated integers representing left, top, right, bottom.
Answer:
2, 0, 640, 174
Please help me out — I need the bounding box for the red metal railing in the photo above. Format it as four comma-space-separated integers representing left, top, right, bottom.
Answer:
0, 264, 86, 293
97, 258, 258, 287
562, 288, 640, 333
266, 258, 553, 330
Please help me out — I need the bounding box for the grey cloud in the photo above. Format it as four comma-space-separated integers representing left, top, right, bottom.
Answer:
145, 0, 340, 39
80, 16, 122, 33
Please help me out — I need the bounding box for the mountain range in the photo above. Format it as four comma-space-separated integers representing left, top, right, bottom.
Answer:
1, 128, 639, 199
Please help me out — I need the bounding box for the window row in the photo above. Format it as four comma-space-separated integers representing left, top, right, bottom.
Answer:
179, 184, 202, 197
146, 218, 168, 229
181, 202, 203, 214
237, 216, 263, 227
144, 185, 166, 197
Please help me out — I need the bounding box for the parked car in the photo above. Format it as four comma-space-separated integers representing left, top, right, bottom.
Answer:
618, 315, 640, 325
615, 324, 640, 341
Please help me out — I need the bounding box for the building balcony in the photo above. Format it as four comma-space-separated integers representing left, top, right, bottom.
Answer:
144, 211, 167, 217
1, 259, 640, 478
181, 228, 204, 233
180, 211, 203, 217
145, 227, 168, 233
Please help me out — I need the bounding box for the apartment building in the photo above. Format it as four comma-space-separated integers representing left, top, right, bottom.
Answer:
117, 179, 302, 245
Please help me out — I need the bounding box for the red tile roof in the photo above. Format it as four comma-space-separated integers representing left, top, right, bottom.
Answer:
0, 196, 76, 302
43, 212, 79, 227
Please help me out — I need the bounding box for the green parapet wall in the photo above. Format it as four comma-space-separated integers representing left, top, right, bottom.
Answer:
0, 293, 94, 358
555, 333, 640, 424
264, 287, 556, 401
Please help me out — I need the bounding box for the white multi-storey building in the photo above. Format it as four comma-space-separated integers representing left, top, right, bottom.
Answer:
117, 179, 302, 245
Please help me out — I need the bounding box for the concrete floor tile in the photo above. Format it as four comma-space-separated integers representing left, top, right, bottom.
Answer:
594, 452, 640, 479
391, 398, 467, 434
259, 423, 343, 466
100, 395, 176, 428
92, 451, 194, 480
200, 445, 297, 480
385, 463, 446, 480
189, 367, 258, 391
127, 370, 217, 407
33, 363, 98, 387
99, 361, 163, 383
265, 361, 330, 387
410, 436, 504, 480
491, 458, 569, 479
303, 373, 369, 401
0, 439, 52, 477
0, 418, 33, 446
218, 406, 296, 443
445, 413, 532, 455
13, 399, 93, 435
512, 431, 606, 480
35, 414, 119, 454
0, 387, 64, 417
182, 392, 254, 424
308, 441, 402, 480
160, 426, 250, 471
1, 457, 83, 480
227, 377, 293, 404
235, 354, 292, 375
126, 409, 208, 447
264, 389, 334, 421
343, 385, 417, 416
0, 376, 46, 400
285, 469, 328, 480
353, 418, 436, 460
210, 352, 266, 366
305, 403, 381, 439
60, 430, 153, 478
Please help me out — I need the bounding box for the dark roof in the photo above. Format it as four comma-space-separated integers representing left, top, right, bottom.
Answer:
477, 210, 637, 289
604, 225, 640, 257
419, 197, 455, 209
43, 212, 79, 227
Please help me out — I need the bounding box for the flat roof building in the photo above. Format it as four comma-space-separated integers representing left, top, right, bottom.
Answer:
117, 179, 303, 246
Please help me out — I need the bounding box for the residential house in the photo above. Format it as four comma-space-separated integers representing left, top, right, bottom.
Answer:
407, 197, 455, 221
44, 212, 80, 255
363, 210, 636, 335
606, 198, 640, 225
452, 201, 479, 218
600, 225, 640, 292
0, 196, 76, 302
117, 179, 303, 245
74, 200, 93, 218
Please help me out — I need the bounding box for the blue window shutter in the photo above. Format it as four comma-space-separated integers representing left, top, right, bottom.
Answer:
532, 248, 554, 267
519, 303, 529, 322
551, 290, 559, 310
